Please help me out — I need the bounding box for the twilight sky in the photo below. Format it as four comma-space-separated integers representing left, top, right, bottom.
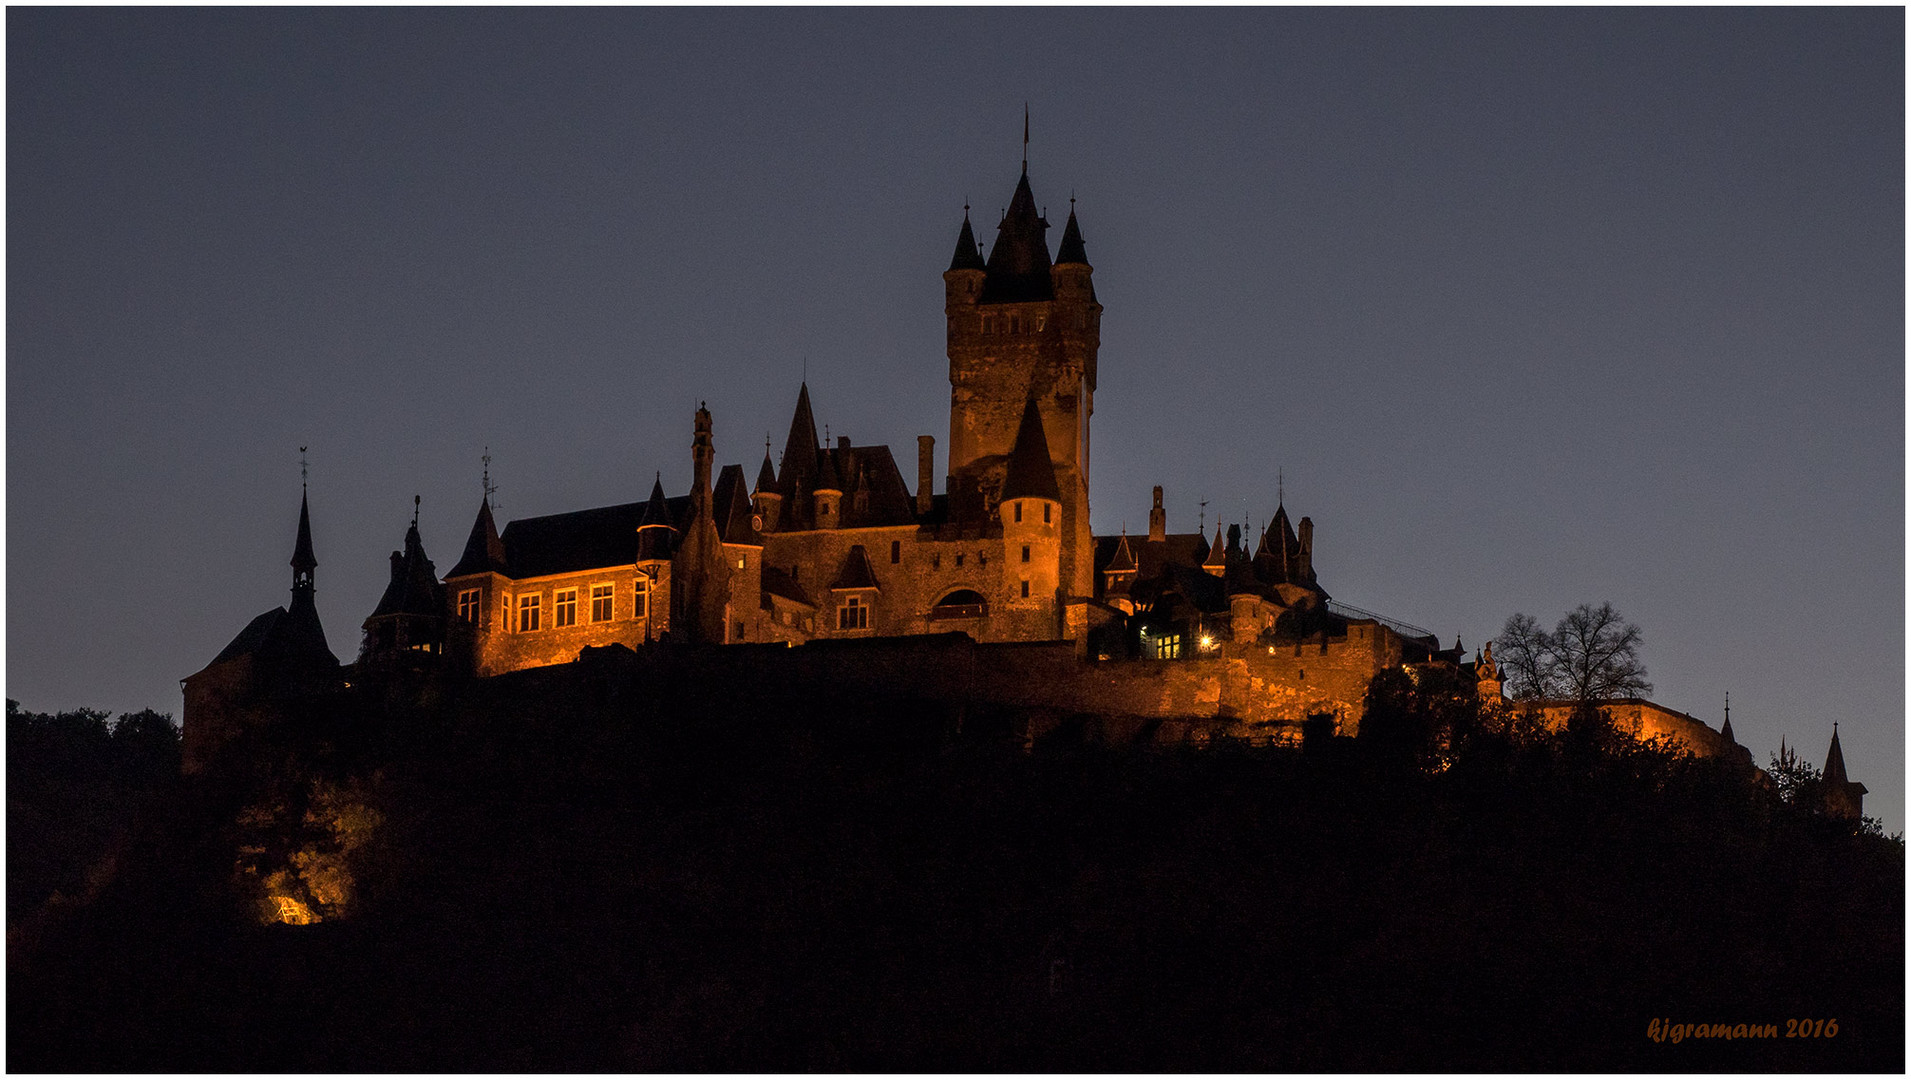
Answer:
8, 9, 1903, 830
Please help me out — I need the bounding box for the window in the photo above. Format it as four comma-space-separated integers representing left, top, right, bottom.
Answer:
591, 584, 614, 622
1035, 315, 1046, 332
837, 594, 868, 630
1021, 544, 1031, 563
955, 553, 964, 567
737, 557, 745, 569
632, 577, 648, 619
517, 593, 541, 632
457, 589, 480, 624
735, 621, 745, 641
554, 588, 578, 628
932, 552, 941, 569
891, 540, 901, 564
1044, 503, 1052, 524
1021, 579, 1030, 598
1152, 632, 1182, 660
1013, 502, 1022, 523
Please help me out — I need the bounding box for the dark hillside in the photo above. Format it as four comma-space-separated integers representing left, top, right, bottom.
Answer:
8, 655, 1902, 1071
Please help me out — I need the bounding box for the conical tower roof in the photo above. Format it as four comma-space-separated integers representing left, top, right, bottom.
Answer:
754, 447, 777, 495
1203, 526, 1226, 569
815, 444, 842, 493
1000, 396, 1061, 502
446, 497, 509, 578
1055, 206, 1088, 265
638, 473, 674, 531
370, 519, 444, 620
949, 210, 985, 272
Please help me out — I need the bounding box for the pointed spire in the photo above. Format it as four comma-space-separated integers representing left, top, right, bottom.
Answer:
1721, 692, 1735, 744
1055, 204, 1088, 265
754, 441, 778, 495
1823, 724, 1850, 788
636, 471, 675, 561
777, 381, 821, 498
815, 442, 842, 493
1001, 396, 1060, 502
1022, 102, 1029, 174
291, 489, 318, 585
949, 208, 986, 272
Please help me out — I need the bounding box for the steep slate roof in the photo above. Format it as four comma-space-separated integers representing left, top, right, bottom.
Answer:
201, 602, 340, 674
754, 450, 777, 495
833, 444, 918, 526
829, 544, 881, 590
1094, 531, 1211, 582
1824, 726, 1853, 788
1203, 527, 1226, 569
1106, 532, 1137, 573
1000, 397, 1061, 502
979, 172, 1053, 304
777, 383, 821, 505
447, 498, 509, 578
760, 564, 814, 608
712, 463, 761, 545
369, 522, 445, 619
948, 211, 986, 272
815, 443, 842, 492
501, 495, 691, 580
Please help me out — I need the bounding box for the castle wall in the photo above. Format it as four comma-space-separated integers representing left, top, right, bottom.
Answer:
1523, 699, 1742, 760
462, 566, 661, 675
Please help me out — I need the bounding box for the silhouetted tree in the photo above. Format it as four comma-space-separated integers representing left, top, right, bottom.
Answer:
1496, 603, 1650, 702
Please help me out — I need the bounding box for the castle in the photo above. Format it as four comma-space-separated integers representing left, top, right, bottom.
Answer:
181, 150, 1859, 818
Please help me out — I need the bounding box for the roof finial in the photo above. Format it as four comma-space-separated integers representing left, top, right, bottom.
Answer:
1022, 102, 1029, 174
1199, 498, 1208, 534
299, 446, 308, 492
1278, 467, 1284, 507
482, 445, 498, 503
412, 494, 421, 528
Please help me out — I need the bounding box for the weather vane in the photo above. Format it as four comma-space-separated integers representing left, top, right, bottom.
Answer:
412, 494, 421, 528
299, 446, 308, 491
1199, 498, 1208, 534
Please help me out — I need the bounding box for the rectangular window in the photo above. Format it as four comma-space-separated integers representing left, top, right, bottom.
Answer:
735, 621, 745, 641
1021, 544, 1031, 563
590, 584, 614, 622
554, 588, 578, 628
632, 577, 648, 619
1044, 504, 1052, 523
890, 540, 901, 564
517, 593, 541, 632
1153, 632, 1182, 660
932, 552, 941, 569
457, 589, 481, 624
955, 554, 964, 567
837, 594, 868, 630
1013, 502, 1022, 523
1021, 579, 1030, 598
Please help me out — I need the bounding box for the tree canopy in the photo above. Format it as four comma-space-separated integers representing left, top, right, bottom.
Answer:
1495, 602, 1651, 702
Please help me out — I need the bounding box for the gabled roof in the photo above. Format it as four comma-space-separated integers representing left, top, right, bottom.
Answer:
446, 498, 509, 578
198, 602, 340, 676
829, 544, 881, 590
979, 172, 1053, 304
1106, 532, 1137, 573
1000, 397, 1061, 502
949, 210, 986, 272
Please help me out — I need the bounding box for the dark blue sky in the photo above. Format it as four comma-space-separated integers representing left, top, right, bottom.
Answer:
9, 9, 1902, 829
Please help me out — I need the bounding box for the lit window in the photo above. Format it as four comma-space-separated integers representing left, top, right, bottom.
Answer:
1152, 632, 1181, 660
1021, 544, 1030, 563
591, 584, 614, 622
554, 588, 578, 628
517, 593, 541, 632
457, 589, 480, 624
632, 577, 648, 619
837, 594, 869, 630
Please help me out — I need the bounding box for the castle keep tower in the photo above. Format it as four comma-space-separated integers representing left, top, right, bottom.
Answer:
943, 158, 1101, 618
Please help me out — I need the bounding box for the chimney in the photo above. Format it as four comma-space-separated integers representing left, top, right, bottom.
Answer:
917, 435, 935, 515
838, 435, 851, 453
1148, 485, 1166, 543
1298, 517, 1314, 580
